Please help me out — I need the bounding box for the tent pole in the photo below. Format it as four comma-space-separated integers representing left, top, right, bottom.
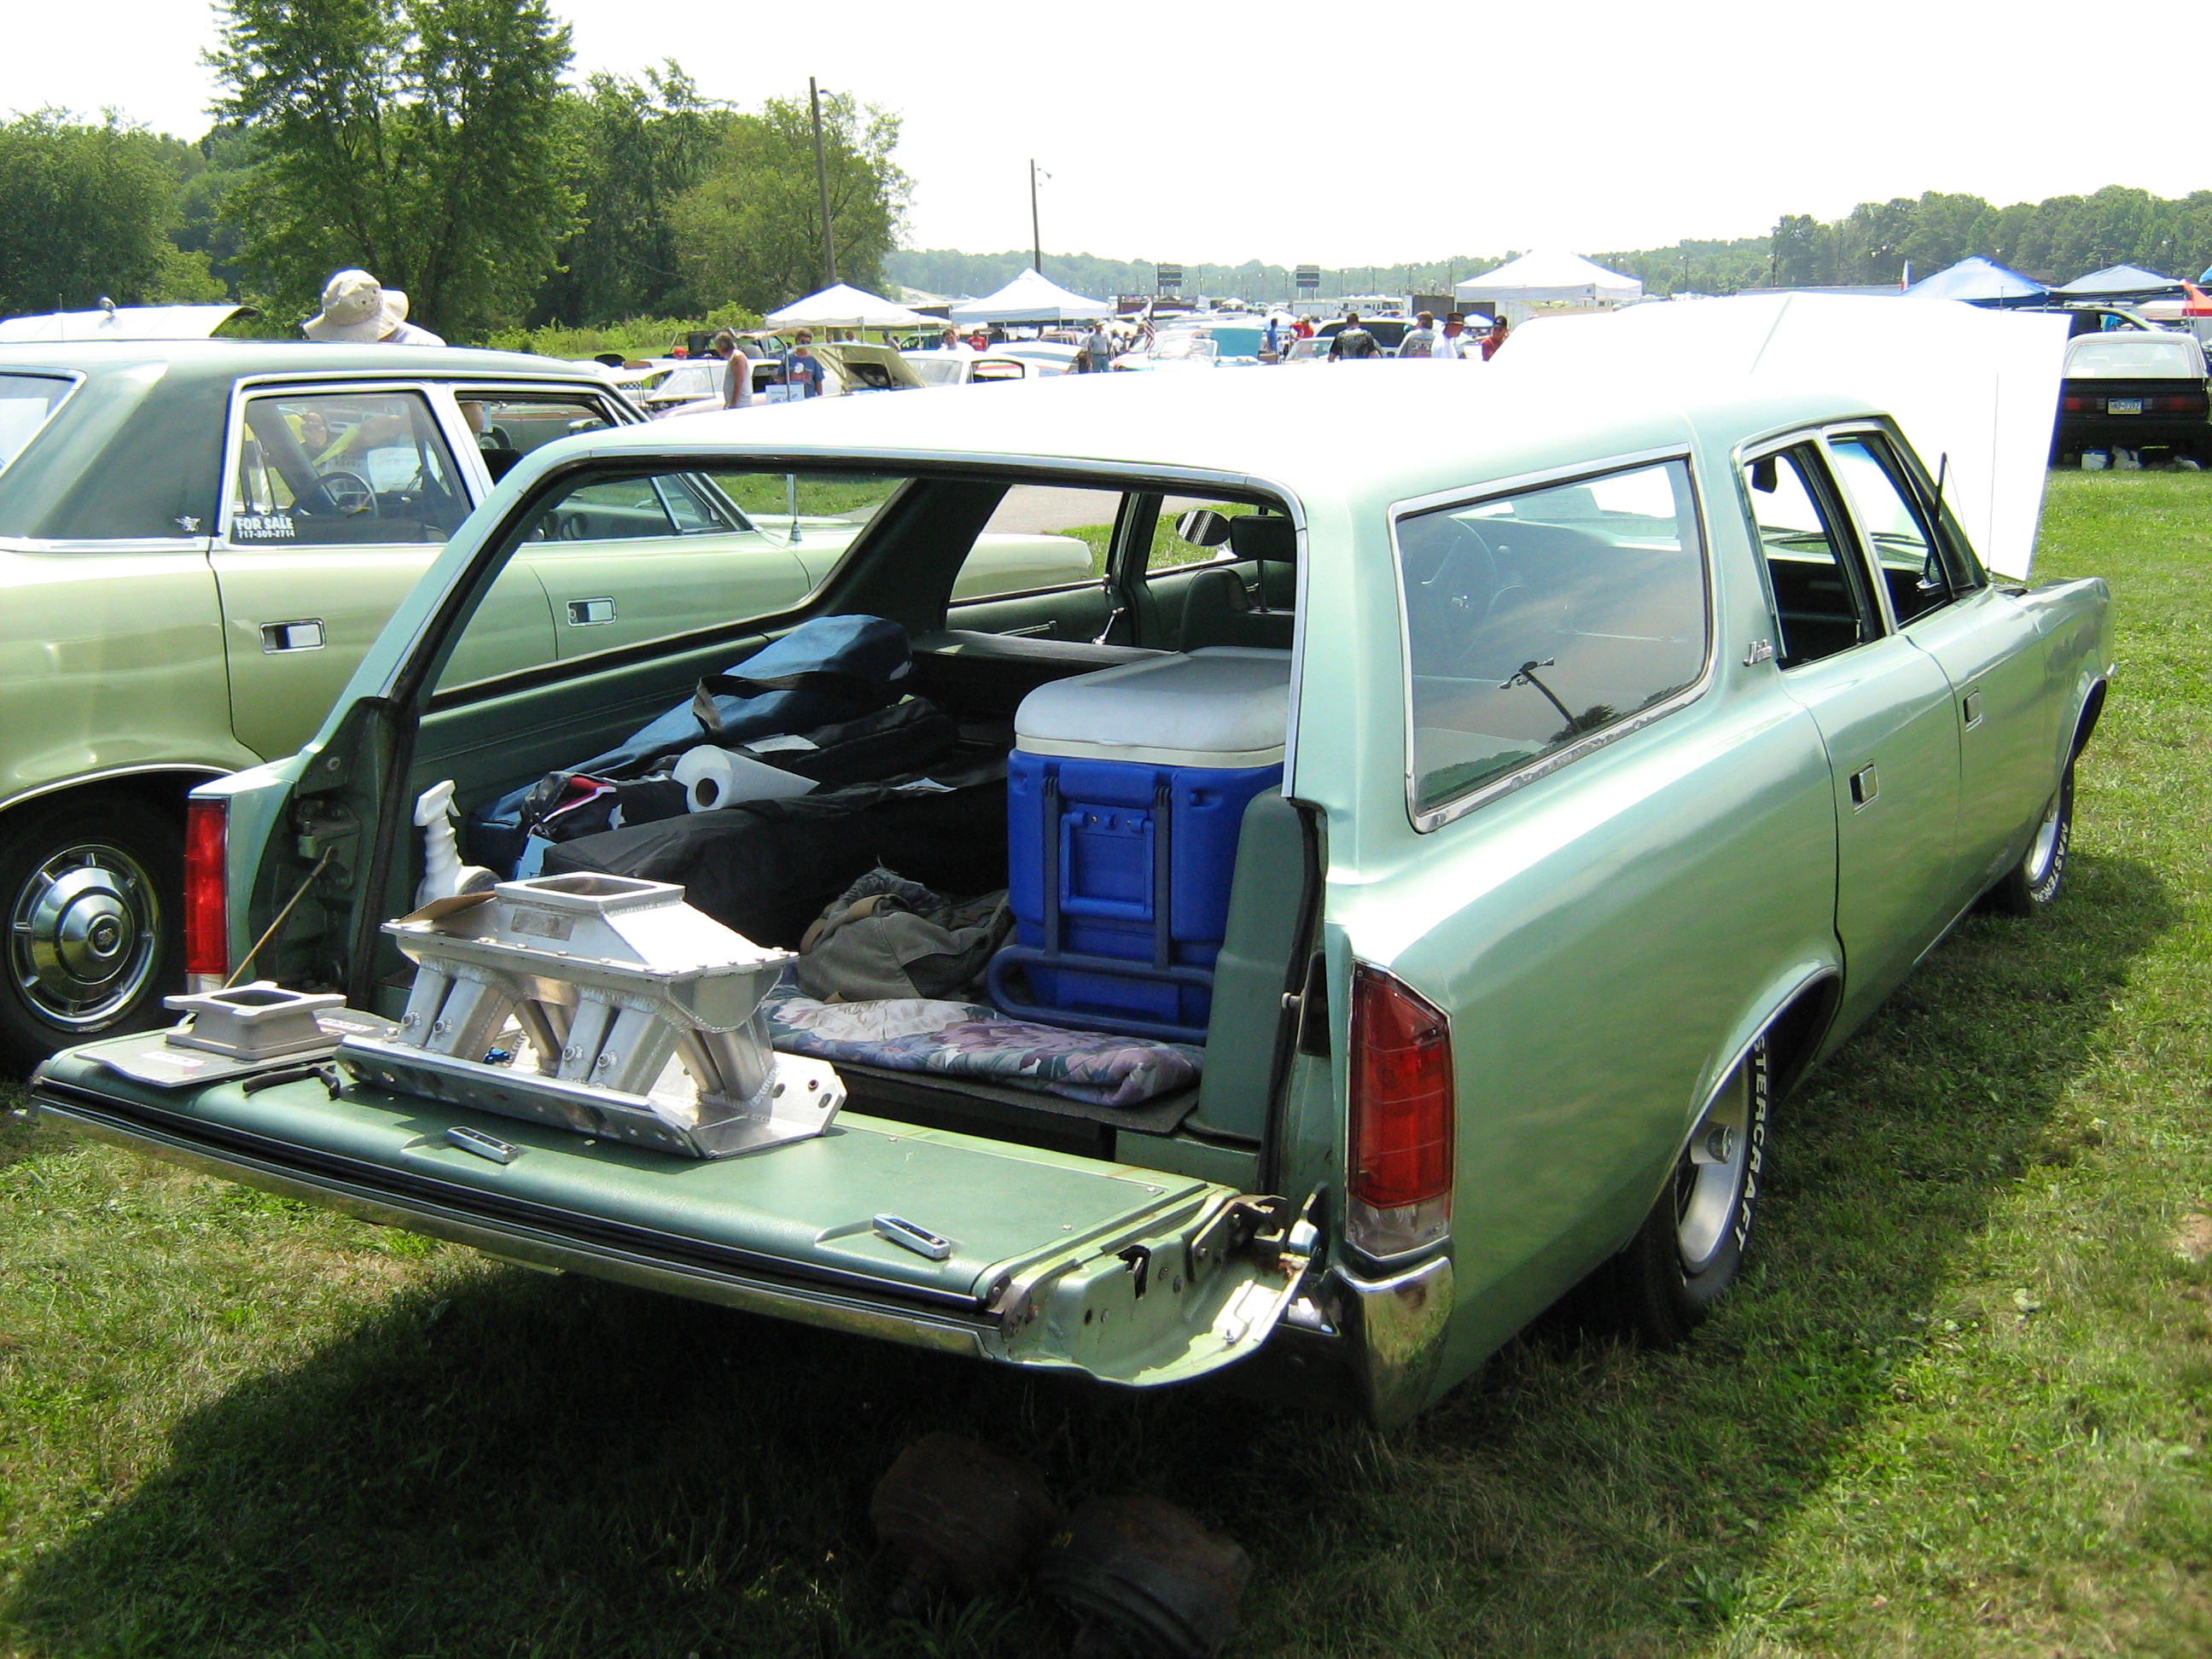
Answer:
1030, 160, 1043, 276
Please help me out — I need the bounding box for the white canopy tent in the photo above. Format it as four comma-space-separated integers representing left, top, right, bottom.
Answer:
765, 284, 934, 329
949, 269, 1113, 323
1453, 253, 1643, 322
1499, 293, 2070, 579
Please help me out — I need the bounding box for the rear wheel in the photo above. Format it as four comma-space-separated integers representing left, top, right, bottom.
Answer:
1985, 763, 2072, 917
1601, 1039, 1771, 1348
0, 795, 182, 1075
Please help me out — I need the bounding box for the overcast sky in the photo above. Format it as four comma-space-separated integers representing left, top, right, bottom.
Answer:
3, 0, 2192, 268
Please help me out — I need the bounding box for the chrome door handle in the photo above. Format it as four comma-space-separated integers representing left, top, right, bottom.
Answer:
1961, 690, 1982, 727
1849, 764, 1878, 808
259, 620, 325, 652
565, 597, 616, 626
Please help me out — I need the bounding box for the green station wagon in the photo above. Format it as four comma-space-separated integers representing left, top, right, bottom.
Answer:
24, 312, 2110, 1424
0, 342, 1089, 1068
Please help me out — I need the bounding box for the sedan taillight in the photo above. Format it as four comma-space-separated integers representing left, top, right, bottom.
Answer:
1347, 963, 1454, 1257
183, 796, 228, 992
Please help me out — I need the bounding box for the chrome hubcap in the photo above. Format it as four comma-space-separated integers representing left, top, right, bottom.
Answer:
9, 841, 161, 1030
1676, 1062, 1753, 1273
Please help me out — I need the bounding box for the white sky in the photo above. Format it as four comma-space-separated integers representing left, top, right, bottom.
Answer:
3, 0, 2193, 269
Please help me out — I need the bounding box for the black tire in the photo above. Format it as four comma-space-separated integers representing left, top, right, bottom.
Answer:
1984, 762, 2073, 917
0, 794, 183, 1076
1599, 1039, 1771, 1348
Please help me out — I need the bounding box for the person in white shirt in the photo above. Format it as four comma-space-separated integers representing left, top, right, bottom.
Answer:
1430, 312, 1473, 359
302, 269, 445, 346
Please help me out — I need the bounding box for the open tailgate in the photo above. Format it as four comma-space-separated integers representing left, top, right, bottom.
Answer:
28, 1039, 1309, 1388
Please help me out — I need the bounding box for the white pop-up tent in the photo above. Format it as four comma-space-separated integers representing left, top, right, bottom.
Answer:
1453, 252, 1643, 309
766, 283, 934, 329
950, 269, 1113, 323
1499, 293, 2070, 579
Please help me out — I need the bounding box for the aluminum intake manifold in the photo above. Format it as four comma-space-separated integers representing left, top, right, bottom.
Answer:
337, 872, 841, 1159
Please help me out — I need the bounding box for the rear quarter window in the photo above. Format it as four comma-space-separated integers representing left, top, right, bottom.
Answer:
0, 373, 77, 474
1394, 458, 1709, 822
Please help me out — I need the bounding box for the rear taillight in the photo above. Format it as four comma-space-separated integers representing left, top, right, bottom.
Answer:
1347, 963, 1454, 1257
2061, 395, 2093, 412
2148, 393, 2209, 414
183, 796, 228, 991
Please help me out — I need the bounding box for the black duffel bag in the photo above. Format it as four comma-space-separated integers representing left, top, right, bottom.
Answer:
541, 757, 1010, 948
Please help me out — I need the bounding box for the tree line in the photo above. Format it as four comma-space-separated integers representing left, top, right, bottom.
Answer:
0, 0, 910, 339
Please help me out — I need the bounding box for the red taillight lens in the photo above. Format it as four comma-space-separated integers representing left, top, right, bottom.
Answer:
2147, 393, 2209, 414
2061, 395, 2093, 412
183, 796, 228, 983
1347, 964, 1454, 1255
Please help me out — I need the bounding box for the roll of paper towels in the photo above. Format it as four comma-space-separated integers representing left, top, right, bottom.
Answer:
672, 745, 816, 811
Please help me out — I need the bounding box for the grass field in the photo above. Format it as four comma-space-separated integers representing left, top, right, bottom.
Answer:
3, 469, 2209, 1657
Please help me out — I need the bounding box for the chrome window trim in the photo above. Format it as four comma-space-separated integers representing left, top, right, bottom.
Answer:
1818, 421, 1975, 631
1386, 445, 1716, 835
216, 370, 638, 548
0, 369, 85, 480
1730, 426, 1898, 649
218, 378, 471, 550
416, 448, 1313, 793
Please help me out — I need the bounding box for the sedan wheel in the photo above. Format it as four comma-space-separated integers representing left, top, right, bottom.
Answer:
1, 797, 180, 1074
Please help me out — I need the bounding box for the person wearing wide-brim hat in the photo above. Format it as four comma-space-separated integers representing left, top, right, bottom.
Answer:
301, 269, 445, 346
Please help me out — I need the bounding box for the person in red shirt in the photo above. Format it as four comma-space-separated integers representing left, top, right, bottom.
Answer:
1481, 315, 1511, 361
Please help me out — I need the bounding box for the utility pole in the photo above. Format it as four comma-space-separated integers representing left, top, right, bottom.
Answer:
808, 78, 837, 288
1030, 160, 1043, 275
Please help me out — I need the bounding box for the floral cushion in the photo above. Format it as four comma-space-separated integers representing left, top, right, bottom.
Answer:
760, 981, 1202, 1109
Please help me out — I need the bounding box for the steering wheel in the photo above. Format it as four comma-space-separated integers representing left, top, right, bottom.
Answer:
311, 469, 376, 518
1413, 521, 1506, 673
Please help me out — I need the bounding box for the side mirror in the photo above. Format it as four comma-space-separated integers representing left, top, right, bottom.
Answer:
1175, 509, 1233, 547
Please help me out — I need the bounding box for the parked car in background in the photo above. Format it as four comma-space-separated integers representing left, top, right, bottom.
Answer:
26, 312, 2108, 1426
0, 341, 645, 1068
901, 351, 1059, 387
990, 341, 1083, 375
0, 341, 1076, 1068
1316, 317, 1414, 356
2052, 330, 2211, 463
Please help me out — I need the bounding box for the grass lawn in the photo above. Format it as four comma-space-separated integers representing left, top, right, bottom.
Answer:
3, 469, 2209, 1657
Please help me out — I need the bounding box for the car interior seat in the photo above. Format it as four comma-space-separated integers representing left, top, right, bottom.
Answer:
1179, 513, 1298, 650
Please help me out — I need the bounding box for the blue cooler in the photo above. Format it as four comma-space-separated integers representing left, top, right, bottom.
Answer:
987, 648, 1290, 1043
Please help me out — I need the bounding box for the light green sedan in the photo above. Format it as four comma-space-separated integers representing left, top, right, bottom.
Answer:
0, 341, 1089, 1068
24, 323, 2109, 1424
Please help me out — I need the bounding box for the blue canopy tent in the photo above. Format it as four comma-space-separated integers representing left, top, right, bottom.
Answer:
1903, 257, 2048, 306
2055, 263, 2185, 300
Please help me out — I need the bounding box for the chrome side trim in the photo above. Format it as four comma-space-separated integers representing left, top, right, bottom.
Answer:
0, 762, 233, 818
1330, 1254, 1454, 1429
0, 536, 210, 555
30, 1088, 994, 1362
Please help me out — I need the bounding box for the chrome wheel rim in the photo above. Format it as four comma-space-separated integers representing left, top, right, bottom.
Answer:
9, 841, 161, 1031
2023, 788, 2064, 885
1675, 1062, 1753, 1274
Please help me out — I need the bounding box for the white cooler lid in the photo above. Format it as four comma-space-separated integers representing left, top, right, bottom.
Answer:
1014, 647, 1291, 768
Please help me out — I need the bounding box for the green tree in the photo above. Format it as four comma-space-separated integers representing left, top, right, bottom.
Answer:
1771, 214, 1820, 286
534, 65, 730, 326
1897, 191, 1993, 280
209, 0, 579, 336
670, 90, 910, 314
0, 112, 223, 316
